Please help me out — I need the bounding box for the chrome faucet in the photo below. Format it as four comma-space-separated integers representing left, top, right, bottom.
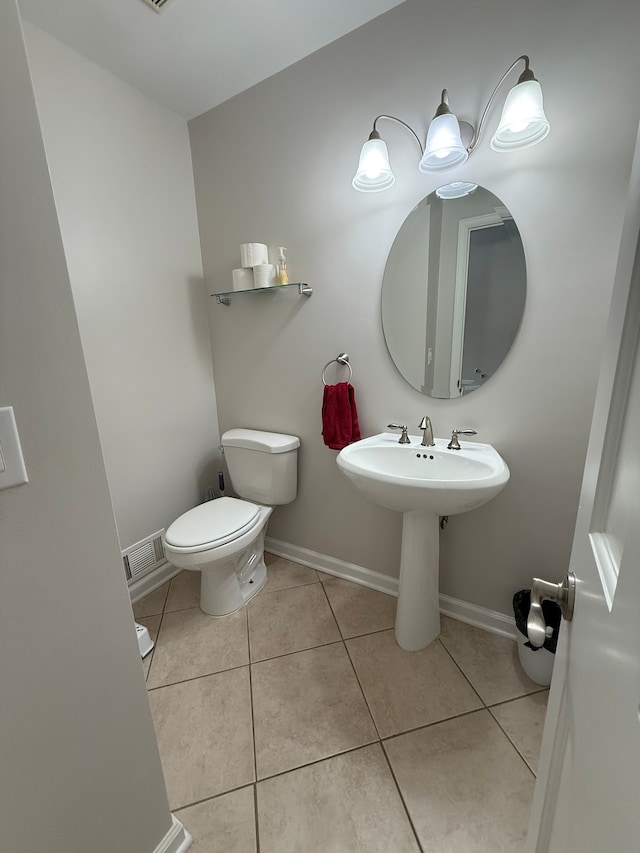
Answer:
419, 416, 435, 447
387, 423, 410, 444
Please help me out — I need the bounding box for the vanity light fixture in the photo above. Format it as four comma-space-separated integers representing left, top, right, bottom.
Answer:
352, 55, 550, 193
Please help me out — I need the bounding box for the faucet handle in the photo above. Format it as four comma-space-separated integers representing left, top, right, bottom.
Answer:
387, 423, 411, 444
447, 428, 477, 450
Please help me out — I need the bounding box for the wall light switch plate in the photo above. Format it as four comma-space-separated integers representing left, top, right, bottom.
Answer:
0, 406, 29, 490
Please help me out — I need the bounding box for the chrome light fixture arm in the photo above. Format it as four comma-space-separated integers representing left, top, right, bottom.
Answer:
370, 114, 424, 156
467, 55, 533, 155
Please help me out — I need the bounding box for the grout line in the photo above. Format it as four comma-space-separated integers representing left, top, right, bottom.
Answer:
162, 605, 196, 615
252, 739, 381, 786
247, 668, 261, 846
133, 577, 171, 621
148, 626, 402, 689
253, 783, 261, 853
136, 615, 160, 683
255, 578, 320, 598
173, 781, 255, 813
138, 572, 179, 683
487, 706, 538, 779
246, 606, 259, 786
341, 639, 384, 741
146, 627, 398, 692
250, 705, 501, 789
317, 581, 386, 740
145, 604, 170, 686
380, 741, 425, 853
316, 575, 400, 643
318, 578, 346, 640
146, 660, 251, 692
143, 641, 156, 683
160, 577, 171, 611
437, 637, 487, 707
135, 609, 164, 620
163, 599, 201, 615
380, 706, 487, 744
341, 624, 397, 642
438, 630, 549, 710
487, 687, 550, 709
249, 637, 344, 667
245, 603, 254, 671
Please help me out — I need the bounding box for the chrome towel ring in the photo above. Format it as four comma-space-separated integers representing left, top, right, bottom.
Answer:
321, 352, 352, 385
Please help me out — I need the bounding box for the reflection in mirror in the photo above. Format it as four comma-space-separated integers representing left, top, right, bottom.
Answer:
381, 186, 526, 398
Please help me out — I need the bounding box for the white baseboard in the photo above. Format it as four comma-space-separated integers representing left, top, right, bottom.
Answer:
153, 815, 192, 853
129, 560, 181, 605
265, 537, 517, 641
439, 593, 517, 640
265, 537, 399, 596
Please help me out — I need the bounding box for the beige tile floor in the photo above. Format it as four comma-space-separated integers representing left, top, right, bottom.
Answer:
134, 553, 549, 852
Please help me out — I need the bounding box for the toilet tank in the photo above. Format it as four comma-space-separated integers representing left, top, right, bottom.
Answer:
221, 429, 300, 505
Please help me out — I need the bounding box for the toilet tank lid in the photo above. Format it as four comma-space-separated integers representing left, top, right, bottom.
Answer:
221, 429, 300, 453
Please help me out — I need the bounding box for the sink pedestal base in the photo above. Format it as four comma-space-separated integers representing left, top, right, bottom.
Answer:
395, 510, 440, 651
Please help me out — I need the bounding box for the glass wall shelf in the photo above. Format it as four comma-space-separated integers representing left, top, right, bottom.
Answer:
212, 282, 312, 306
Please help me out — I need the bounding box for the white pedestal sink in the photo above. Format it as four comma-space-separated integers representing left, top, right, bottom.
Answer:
336, 433, 510, 651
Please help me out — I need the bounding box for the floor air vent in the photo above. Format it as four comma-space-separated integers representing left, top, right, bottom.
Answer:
140, 0, 175, 13
123, 531, 166, 584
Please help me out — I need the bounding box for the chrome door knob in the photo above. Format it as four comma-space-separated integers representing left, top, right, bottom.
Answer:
527, 572, 576, 648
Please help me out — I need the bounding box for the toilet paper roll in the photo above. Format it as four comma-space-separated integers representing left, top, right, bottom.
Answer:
253, 263, 277, 288
232, 268, 254, 291
240, 243, 269, 267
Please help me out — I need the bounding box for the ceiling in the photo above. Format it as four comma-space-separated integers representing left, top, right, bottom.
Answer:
18, 0, 407, 120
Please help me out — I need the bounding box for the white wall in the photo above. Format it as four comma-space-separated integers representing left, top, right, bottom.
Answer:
24, 23, 220, 552
0, 1, 174, 849
189, 0, 640, 616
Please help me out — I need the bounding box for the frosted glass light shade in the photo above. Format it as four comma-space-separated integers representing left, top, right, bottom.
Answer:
419, 113, 468, 172
435, 181, 479, 199
352, 138, 395, 192
491, 79, 550, 151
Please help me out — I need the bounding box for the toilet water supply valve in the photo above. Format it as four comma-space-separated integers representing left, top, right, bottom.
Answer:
205, 471, 225, 502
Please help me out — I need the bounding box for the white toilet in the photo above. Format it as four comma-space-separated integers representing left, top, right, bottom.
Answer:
163, 429, 300, 616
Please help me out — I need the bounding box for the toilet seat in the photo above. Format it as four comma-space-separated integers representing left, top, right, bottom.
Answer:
164, 497, 261, 552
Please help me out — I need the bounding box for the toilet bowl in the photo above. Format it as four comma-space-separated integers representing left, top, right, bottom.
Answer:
164, 497, 272, 615
164, 429, 299, 616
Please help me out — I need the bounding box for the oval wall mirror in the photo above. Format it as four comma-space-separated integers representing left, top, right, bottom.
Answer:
381, 185, 526, 398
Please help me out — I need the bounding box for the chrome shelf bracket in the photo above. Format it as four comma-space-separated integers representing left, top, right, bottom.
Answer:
214, 282, 312, 306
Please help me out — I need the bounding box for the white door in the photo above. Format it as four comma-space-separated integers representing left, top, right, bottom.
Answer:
528, 127, 640, 851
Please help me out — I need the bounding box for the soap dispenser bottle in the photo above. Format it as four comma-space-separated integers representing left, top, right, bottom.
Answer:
277, 247, 289, 285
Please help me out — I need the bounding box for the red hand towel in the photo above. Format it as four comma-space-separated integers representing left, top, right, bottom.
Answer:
322, 382, 361, 450
348, 383, 361, 444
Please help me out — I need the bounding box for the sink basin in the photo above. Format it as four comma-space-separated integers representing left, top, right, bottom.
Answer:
336, 432, 510, 651
336, 432, 509, 515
